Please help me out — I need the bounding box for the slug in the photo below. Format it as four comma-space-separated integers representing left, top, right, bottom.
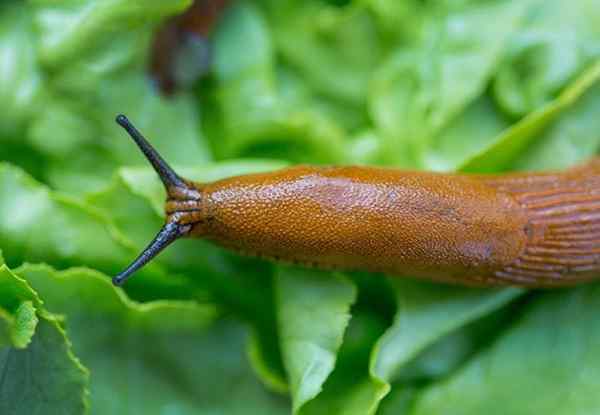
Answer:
112, 114, 600, 288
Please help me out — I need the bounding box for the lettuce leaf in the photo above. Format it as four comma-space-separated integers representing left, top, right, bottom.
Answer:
209, 2, 348, 163
461, 60, 600, 172
369, 0, 530, 166
371, 281, 522, 383
0, 0, 212, 195
493, 0, 600, 116
0, 257, 89, 414
275, 267, 357, 413
15, 263, 288, 414
412, 284, 600, 415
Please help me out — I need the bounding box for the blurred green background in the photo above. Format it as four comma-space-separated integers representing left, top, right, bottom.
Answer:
1, 0, 600, 414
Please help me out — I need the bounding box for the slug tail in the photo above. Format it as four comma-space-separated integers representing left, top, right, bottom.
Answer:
484, 166, 600, 286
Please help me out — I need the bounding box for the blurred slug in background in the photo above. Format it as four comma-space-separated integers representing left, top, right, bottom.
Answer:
113, 114, 600, 288
149, 0, 230, 95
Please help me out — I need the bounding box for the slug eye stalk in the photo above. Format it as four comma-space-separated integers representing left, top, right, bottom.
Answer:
115, 114, 187, 190
112, 222, 189, 286
113, 114, 194, 286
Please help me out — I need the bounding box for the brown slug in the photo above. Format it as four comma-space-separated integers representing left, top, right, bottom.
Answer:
113, 114, 600, 288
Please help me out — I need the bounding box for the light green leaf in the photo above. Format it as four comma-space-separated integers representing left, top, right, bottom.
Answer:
31, 0, 192, 67
273, 3, 383, 105
7, 301, 38, 349
0, 261, 39, 348
17, 263, 288, 414
364, 0, 425, 38
412, 284, 600, 415
0, 163, 170, 283
0, 261, 89, 415
493, 0, 600, 116
461, 60, 600, 172
276, 266, 357, 413
371, 280, 522, 383
512, 81, 600, 170
423, 95, 510, 171
288, 276, 522, 414
210, 2, 349, 164
0, 308, 11, 348
18, 0, 212, 195
370, 0, 529, 166
297, 305, 390, 415
0, 316, 90, 415
0, 3, 41, 136
30, 77, 211, 194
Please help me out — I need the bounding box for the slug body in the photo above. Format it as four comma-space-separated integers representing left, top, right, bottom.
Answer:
113, 115, 600, 287
193, 167, 528, 284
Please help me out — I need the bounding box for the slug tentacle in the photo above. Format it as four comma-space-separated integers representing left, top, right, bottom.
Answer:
116, 114, 188, 194
114, 115, 203, 285
113, 222, 190, 286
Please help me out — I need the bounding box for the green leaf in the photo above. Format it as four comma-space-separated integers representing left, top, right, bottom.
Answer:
213, 0, 274, 81
282, 276, 522, 414
0, 264, 40, 315
275, 266, 357, 413
7, 301, 38, 349
511, 80, 600, 170
0, 309, 11, 348
369, 0, 529, 166
423, 95, 510, 171
0, 301, 38, 350
14, 0, 212, 195
210, 2, 349, 164
272, 3, 383, 105
364, 0, 425, 38
0, 316, 90, 415
298, 307, 390, 415
371, 280, 522, 383
493, 0, 600, 116
412, 284, 600, 415
17, 263, 288, 414
460, 60, 600, 172
378, 387, 418, 415
31, 0, 192, 67
0, 261, 40, 348
0, 3, 41, 136
0, 163, 169, 283
0, 261, 89, 415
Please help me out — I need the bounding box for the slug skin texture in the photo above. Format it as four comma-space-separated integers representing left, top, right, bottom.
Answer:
167, 159, 600, 287
114, 115, 600, 287
187, 166, 528, 285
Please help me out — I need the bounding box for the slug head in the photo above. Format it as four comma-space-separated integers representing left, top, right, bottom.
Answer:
112, 114, 203, 286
